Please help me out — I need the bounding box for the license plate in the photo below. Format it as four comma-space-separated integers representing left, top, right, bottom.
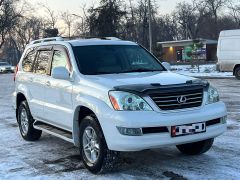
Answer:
171, 122, 206, 137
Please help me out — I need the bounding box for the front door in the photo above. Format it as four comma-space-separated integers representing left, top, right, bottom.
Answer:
43, 46, 73, 131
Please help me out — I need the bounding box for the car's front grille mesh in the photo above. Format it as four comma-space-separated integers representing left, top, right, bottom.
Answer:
149, 88, 204, 110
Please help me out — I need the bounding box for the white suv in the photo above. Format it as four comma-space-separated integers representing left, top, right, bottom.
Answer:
13, 37, 227, 174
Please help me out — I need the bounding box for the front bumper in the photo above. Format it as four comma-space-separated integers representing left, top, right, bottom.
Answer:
98, 102, 227, 151
0, 69, 14, 73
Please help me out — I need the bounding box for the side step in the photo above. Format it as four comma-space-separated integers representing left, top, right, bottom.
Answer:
34, 121, 73, 143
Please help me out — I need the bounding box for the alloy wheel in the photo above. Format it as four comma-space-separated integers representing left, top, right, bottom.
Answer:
20, 108, 29, 136
82, 126, 100, 164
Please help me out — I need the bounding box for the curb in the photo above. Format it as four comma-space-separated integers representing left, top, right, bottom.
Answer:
193, 76, 235, 79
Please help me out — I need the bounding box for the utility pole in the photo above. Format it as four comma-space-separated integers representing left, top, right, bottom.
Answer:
185, 22, 188, 40
148, 0, 152, 53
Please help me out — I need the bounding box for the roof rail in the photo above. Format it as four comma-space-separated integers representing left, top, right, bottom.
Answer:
65, 36, 121, 40
30, 37, 64, 45
98, 37, 121, 40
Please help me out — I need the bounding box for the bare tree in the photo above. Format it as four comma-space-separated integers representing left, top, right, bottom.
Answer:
229, 3, 240, 28
12, 16, 44, 52
201, 0, 231, 38
40, 4, 58, 29
61, 12, 76, 38
0, 0, 21, 48
173, 1, 209, 39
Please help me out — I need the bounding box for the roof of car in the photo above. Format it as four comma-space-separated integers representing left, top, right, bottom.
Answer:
68, 39, 138, 46
28, 37, 138, 48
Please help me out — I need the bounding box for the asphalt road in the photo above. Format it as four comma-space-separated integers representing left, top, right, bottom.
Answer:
0, 74, 239, 179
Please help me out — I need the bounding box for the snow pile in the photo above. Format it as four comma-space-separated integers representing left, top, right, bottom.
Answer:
171, 64, 234, 78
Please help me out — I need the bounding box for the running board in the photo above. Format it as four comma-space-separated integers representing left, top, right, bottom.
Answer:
34, 121, 73, 143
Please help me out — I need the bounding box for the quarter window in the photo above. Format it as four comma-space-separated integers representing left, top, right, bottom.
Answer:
35, 51, 52, 75
22, 49, 36, 72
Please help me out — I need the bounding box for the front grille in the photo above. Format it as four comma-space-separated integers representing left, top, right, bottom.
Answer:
149, 88, 203, 110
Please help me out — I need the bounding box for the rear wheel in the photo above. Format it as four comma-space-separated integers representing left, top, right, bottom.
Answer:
79, 115, 119, 174
17, 101, 42, 141
176, 138, 214, 155
234, 67, 240, 80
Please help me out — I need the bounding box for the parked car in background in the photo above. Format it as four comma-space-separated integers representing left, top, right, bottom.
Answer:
0, 61, 15, 73
217, 29, 240, 79
13, 37, 227, 174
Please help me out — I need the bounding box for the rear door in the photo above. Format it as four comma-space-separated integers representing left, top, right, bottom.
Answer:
31, 46, 53, 120
43, 45, 73, 131
19, 48, 40, 117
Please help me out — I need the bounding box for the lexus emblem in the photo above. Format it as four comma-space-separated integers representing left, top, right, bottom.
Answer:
177, 96, 187, 104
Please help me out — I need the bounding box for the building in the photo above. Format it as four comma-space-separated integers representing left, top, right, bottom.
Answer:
157, 39, 218, 63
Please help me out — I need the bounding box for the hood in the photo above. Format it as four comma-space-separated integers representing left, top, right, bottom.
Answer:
82, 71, 197, 90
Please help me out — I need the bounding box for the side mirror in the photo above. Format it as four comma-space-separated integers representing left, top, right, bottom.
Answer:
162, 62, 171, 71
52, 67, 70, 80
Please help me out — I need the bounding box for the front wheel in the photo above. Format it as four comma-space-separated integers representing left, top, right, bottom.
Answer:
176, 138, 214, 155
234, 67, 240, 80
79, 115, 119, 174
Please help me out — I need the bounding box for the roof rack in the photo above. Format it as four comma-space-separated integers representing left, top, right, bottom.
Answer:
97, 37, 121, 40
62, 36, 121, 41
30, 37, 64, 45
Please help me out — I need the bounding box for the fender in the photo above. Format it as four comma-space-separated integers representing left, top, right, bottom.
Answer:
72, 93, 113, 147
16, 84, 31, 108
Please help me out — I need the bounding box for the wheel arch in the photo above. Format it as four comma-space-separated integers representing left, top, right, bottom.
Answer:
73, 105, 99, 147
16, 92, 27, 121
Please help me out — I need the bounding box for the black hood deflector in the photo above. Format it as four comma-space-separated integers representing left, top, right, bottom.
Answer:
113, 80, 209, 95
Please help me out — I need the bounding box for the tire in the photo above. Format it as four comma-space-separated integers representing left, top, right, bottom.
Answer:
176, 138, 214, 155
79, 114, 119, 174
17, 100, 42, 141
234, 67, 240, 80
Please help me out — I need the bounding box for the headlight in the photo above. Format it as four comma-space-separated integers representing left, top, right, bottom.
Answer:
109, 91, 153, 111
206, 86, 219, 104
11, 67, 15, 70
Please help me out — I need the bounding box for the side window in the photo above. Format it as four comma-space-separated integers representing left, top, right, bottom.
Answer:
35, 50, 52, 75
22, 49, 36, 72
51, 50, 69, 73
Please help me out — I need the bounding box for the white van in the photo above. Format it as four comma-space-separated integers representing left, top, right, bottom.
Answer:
217, 29, 240, 79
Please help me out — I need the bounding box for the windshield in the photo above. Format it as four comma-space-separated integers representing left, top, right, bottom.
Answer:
0, 62, 9, 66
73, 45, 165, 75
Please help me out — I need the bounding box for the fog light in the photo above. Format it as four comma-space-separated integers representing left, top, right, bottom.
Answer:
117, 127, 142, 136
221, 116, 227, 124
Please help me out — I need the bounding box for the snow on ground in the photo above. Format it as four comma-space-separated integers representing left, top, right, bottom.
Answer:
0, 74, 240, 179
171, 64, 234, 78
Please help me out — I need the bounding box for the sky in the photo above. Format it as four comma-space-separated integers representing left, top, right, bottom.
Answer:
26, 0, 192, 16
24, 0, 191, 35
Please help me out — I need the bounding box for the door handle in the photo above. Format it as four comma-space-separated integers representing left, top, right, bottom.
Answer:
29, 77, 33, 82
45, 81, 51, 86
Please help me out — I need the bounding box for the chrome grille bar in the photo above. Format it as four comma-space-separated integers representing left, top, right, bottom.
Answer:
149, 88, 203, 110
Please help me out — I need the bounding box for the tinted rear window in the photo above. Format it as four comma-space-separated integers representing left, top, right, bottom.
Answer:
22, 49, 36, 72
34, 51, 52, 75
